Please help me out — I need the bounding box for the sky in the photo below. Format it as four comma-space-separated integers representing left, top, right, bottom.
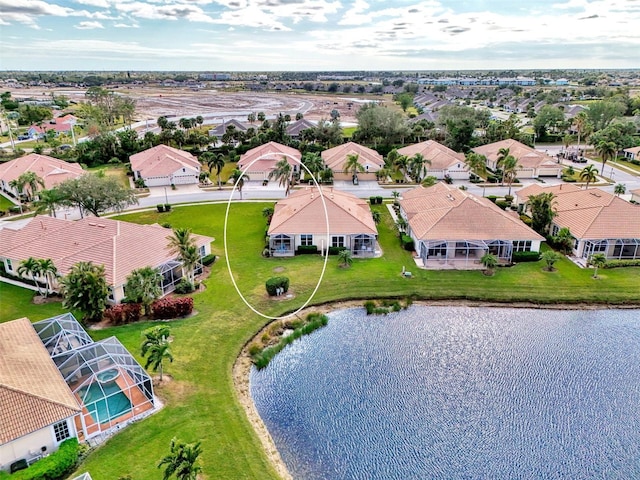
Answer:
0, 0, 639, 71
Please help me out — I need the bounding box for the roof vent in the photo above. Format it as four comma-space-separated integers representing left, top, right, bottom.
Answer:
88, 222, 96, 226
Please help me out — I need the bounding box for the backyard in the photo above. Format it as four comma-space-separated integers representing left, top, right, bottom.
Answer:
1, 202, 639, 479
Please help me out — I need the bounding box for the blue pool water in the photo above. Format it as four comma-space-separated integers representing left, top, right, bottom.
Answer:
78, 380, 132, 424
250, 306, 640, 479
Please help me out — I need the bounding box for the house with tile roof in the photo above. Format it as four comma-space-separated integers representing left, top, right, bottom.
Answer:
0, 154, 84, 199
321, 142, 385, 182
285, 118, 315, 139
0, 217, 213, 303
516, 184, 640, 261
27, 115, 78, 139
0, 318, 81, 473
207, 119, 249, 139
238, 142, 301, 183
398, 140, 469, 180
631, 188, 640, 203
129, 145, 201, 187
267, 188, 378, 257
472, 139, 563, 179
623, 146, 640, 161
400, 183, 543, 268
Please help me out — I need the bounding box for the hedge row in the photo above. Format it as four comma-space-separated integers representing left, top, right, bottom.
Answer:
0, 439, 80, 480
603, 259, 640, 269
296, 245, 318, 255
369, 196, 383, 205
103, 303, 141, 325
512, 251, 541, 263
151, 297, 194, 319
400, 234, 414, 251
328, 246, 347, 255
201, 254, 217, 266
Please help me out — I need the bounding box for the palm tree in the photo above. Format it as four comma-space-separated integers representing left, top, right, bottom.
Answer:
208, 153, 226, 189
595, 140, 617, 177
262, 206, 274, 224
60, 261, 109, 323
320, 167, 333, 184
158, 437, 203, 480
16, 171, 45, 201
37, 258, 58, 298
17, 257, 44, 296
528, 192, 557, 235
301, 152, 324, 182
144, 340, 173, 381
496, 147, 514, 186
408, 153, 430, 183
247, 112, 256, 124
167, 228, 199, 284
395, 217, 408, 234
393, 154, 410, 180
124, 267, 163, 316
337, 249, 353, 268
465, 152, 487, 179
541, 250, 562, 272
501, 155, 520, 196
371, 210, 381, 224
614, 183, 626, 196
343, 153, 365, 183
589, 253, 607, 279
553, 227, 574, 254
229, 169, 248, 199
268, 157, 293, 196
33, 188, 63, 217
481, 252, 498, 276
579, 164, 598, 189
8, 179, 24, 213
573, 111, 591, 157
141, 325, 171, 354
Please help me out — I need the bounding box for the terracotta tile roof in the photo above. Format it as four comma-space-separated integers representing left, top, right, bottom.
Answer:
631, 188, 640, 196
516, 183, 582, 202
0, 217, 213, 287
400, 183, 544, 241
520, 186, 640, 239
0, 154, 84, 190
623, 146, 640, 155
0, 318, 80, 444
130, 145, 200, 178
238, 142, 301, 173
472, 139, 560, 170
268, 188, 377, 236
321, 142, 384, 171
398, 140, 467, 171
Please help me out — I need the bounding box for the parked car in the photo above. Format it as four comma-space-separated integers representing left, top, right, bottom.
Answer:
17, 134, 30, 140
59, 144, 72, 150
573, 156, 587, 163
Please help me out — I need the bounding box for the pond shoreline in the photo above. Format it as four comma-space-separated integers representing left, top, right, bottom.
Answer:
232, 299, 640, 480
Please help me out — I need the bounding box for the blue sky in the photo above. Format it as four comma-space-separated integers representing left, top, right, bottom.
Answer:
1, 0, 639, 71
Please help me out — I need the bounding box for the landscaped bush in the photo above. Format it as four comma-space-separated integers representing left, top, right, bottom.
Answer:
512, 251, 541, 263
375, 196, 383, 204
296, 245, 318, 254
1, 438, 80, 480
151, 297, 194, 319
265, 276, 289, 296
202, 254, 217, 266
164, 204, 172, 211
486, 195, 498, 203
174, 278, 195, 294
328, 246, 347, 255
369, 196, 376, 205
103, 303, 142, 325
631, 159, 640, 166
519, 215, 532, 226
400, 234, 414, 251
156, 204, 165, 213
495, 200, 509, 210
161, 222, 172, 229
603, 259, 640, 269
364, 300, 376, 314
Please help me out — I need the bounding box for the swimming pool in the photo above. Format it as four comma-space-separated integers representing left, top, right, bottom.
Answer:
78, 380, 132, 424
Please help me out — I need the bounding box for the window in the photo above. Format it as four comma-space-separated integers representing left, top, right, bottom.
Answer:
107, 287, 115, 301
5, 259, 12, 272
331, 236, 344, 248
53, 421, 70, 442
513, 240, 532, 252
300, 234, 313, 246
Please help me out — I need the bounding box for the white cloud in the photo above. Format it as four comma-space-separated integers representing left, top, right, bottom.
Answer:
75, 0, 111, 8
75, 20, 104, 29
114, 22, 140, 28
114, 2, 216, 23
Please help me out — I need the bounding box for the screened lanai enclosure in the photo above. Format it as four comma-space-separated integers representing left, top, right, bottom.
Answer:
33, 314, 155, 441
418, 239, 514, 267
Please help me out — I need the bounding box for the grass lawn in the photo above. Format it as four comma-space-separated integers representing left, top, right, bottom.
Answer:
342, 126, 357, 138
1, 202, 639, 479
0, 193, 16, 211
87, 164, 131, 188
611, 158, 640, 175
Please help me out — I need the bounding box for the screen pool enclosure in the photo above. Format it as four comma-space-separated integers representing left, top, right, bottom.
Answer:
33, 313, 155, 440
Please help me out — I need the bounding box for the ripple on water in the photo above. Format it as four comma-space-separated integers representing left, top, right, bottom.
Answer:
250, 306, 640, 479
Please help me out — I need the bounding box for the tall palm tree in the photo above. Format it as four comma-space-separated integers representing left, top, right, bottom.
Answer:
496, 147, 514, 186
595, 140, 617, 177
573, 111, 591, 157
579, 164, 598, 189
392, 154, 409, 180
158, 438, 203, 480
301, 152, 324, 182
17, 257, 44, 296
502, 155, 520, 196
8, 179, 24, 213
37, 258, 58, 298
144, 340, 173, 381
141, 325, 171, 356
33, 188, 63, 217
465, 152, 487, 179
408, 153, 431, 183
167, 228, 198, 284
230, 169, 248, 199
208, 154, 226, 189
528, 192, 557, 235
268, 157, 293, 196
343, 153, 365, 183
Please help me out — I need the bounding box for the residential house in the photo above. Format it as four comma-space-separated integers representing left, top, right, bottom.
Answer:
238, 142, 301, 182
0, 216, 213, 303
397, 140, 469, 180
472, 139, 563, 179
321, 142, 385, 182
516, 184, 640, 261
0, 318, 81, 473
285, 119, 315, 139
27, 115, 77, 139
0, 154, 84, 198
207, 119, 249, 140
129, 145, 201, 187
623, 146, 640, 161
400, 183, 543, 268
631, 188, 640, 203
267, 188, 378, 257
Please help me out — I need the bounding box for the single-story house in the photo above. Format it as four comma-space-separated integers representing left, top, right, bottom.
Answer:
0, 216, 213, 303
285, 119, 315, 139
238, 142, 301, 182
207, 119, 249, 139
129, 145, 201, 187
0, 154, 84, 199
472, 139, 563, 179
516, 184, 640, 261
623, 146, 640, 161
631, 188, 640, 203
321, 142, 385, 182
400, 183, 544, 268
0, 317, 81, 473
267, 188, 378, 257
27, 115, 78, 139
397, 140, 469, 180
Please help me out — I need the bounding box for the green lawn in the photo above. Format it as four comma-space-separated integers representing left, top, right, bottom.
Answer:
87, 165, 131, 188
0, 194, 15, 211
1, 202, 639, 479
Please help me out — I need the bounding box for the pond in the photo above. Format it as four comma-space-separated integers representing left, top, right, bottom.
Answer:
250, 306, 640, 479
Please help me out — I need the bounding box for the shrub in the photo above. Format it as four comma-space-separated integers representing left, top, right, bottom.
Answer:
156, 204, 165, 213
202, 254, 216, 266
486, 195, 498, 203
265, 276, 290, 296
328, 246, 347, 255
161, 222, 172, 229
369, 196, 376, 205
151, 297, 194, 319
519, 215, 532, 226
400, 234, 414, 251
631, 159, 640, 166
603, 259, 640, 269
103, 303, 142, 325
512, 251, 541, 263
504, 194, 514, 203
164, 204, 172, 211
495, 200, 509, 210
375, 196, 383, 204
296, 245, 318, 254
364, 300, 376, 314
174, 278, 195, 294
5, 438, 80, 480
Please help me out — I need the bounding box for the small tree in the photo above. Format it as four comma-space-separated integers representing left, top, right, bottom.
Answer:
553, 227, 574, 255
60, 261, 109, 323
124, 267, 163, 316
142, 334, 173, 381
338, 249, 353, 268
230, 169, 248, 199
262, 206, 274, 224
579, 165, 598, 189
17, 257, 44, 296
158, 437, 203, 480
38, 258, 58, 298
614, 183, 626, 196
541, 250, 562, 272
589, 253, 607, 279
481, 253, 498, 276
371, 210, 381, 224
